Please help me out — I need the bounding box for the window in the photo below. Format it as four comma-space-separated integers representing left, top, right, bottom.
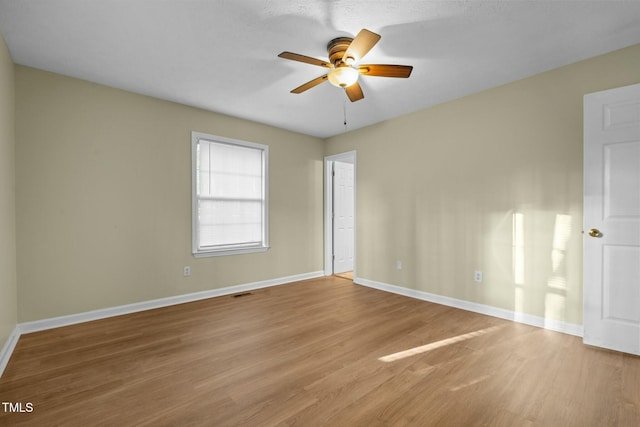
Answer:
192, 132, 269, 257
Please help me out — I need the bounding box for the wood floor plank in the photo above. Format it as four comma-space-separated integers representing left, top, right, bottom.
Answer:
1, 276, 639, 426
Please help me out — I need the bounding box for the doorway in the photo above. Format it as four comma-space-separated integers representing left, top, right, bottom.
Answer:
324, 151, 356, 278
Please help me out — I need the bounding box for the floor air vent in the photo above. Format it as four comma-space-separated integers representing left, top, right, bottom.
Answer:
233, 292, 253, 298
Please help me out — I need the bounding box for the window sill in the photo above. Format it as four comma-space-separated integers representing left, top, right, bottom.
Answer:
193, 246, 270, 258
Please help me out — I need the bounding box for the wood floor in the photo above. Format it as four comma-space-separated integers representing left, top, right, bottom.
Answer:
334, 271, 354, 280
1, 276, 639, 426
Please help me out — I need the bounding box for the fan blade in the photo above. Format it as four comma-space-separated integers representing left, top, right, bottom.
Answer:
278, 52, 331, 68
358, 64, 413, 78
291, 75, 329, 94
342, 29, 381, 64
345, 82, 364, 102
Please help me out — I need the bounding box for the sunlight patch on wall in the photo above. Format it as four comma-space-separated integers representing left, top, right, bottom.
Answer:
545, 214, 572, 320
513, 212, 525, 314
513, 212, 524, 286
551, 214, 572, 274
545, 292, 567, 324
547, 275, 567, 290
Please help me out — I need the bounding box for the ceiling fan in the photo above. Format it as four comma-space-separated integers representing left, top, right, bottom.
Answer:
278, 28, 413, 102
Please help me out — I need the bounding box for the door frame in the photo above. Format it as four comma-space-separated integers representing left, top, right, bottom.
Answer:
324, 151, 357, 276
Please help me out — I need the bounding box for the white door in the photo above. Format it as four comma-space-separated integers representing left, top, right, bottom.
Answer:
583, 82, 640, 355
333, 161, 354, 273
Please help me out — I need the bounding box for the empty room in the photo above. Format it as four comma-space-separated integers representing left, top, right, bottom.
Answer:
1, 1, 640, 425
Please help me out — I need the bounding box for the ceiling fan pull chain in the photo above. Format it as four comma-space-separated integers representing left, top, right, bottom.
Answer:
343, 99, 348, 131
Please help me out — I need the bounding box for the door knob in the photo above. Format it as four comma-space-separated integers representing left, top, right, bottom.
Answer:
588, 228, 601, 238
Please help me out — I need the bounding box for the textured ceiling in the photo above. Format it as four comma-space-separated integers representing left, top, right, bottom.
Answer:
0, 1, 639, 138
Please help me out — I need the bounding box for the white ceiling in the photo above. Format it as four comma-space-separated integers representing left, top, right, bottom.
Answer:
0, 1, 639, 138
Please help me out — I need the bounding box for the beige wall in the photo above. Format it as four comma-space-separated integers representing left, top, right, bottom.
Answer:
10, 43, 640, 327
0, 33, 17, 348
15, 67, 325, 322
326, 44, 640, 325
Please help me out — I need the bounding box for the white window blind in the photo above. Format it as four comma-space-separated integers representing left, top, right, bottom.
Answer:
192, 132, 269, 257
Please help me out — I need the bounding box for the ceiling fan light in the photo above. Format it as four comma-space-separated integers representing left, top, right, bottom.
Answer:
327, 66, 359, 88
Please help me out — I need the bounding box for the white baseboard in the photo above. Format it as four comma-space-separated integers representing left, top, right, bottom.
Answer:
0, 326, 20, 378
355, 276, 584, 337
0, 270, 324, 378
18, 271, 324, 334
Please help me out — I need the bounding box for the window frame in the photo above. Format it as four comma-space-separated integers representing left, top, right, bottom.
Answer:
191, 131, 269, 257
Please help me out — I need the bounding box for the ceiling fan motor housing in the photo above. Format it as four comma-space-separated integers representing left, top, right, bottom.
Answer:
327, 37, 354, 66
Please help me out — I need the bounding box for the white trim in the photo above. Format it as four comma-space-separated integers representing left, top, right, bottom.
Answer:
324, 160, 333, 276
355, 276, 584, 337
324, 151, 356, 276
192, 246, 269, 258
0, 326, 20, 378
0, 271, 323, 377
191, 131, 270, 258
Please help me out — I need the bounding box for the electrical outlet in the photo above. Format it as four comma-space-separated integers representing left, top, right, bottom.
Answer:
474, 270, 483, 283
396, 260, 403, 270
183, 266, 191, 277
